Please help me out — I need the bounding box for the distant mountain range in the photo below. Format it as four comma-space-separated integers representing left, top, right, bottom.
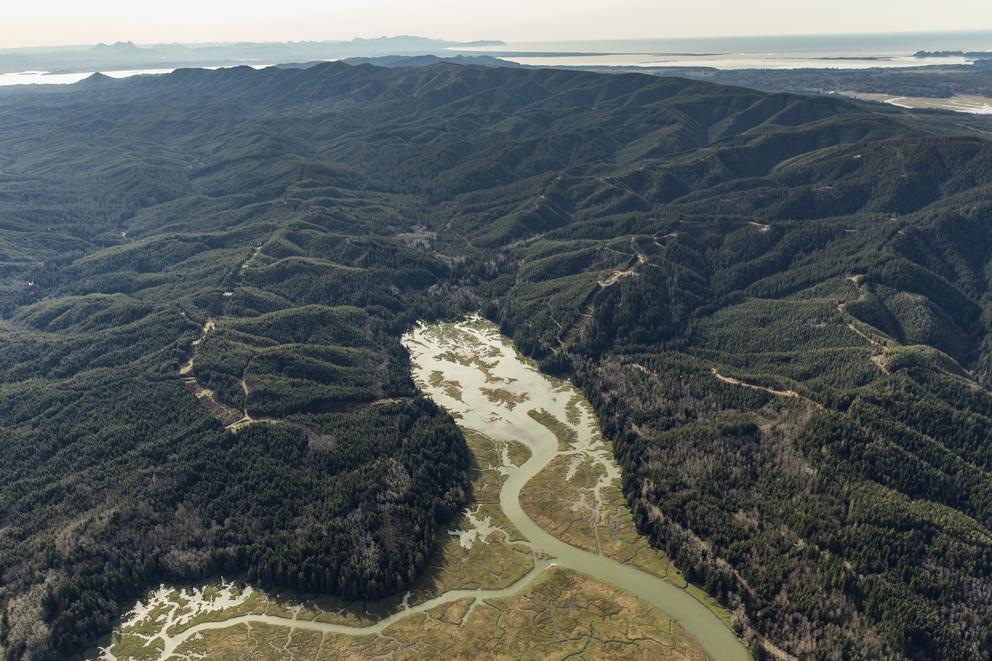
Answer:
340, 54, 524, 69
0, 36, 507, 74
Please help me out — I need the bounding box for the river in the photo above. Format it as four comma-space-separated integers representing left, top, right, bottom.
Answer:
403, 317, 750, 661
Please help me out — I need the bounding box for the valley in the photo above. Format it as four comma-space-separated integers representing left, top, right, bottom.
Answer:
1, 59, 992, 660
840, 91, 992, 114
95, 317, 745, 660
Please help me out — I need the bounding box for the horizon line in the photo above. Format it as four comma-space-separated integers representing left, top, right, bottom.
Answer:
3, 27, 992, 52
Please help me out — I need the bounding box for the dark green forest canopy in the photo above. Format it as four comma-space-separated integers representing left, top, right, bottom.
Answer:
0, 61, 991, 659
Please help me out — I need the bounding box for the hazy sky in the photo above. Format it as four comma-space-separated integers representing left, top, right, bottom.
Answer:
2, 0, 991, 48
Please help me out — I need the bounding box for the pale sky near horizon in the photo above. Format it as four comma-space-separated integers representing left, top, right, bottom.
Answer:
1, 0, 990, 49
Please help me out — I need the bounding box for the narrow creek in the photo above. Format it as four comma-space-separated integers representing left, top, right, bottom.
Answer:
104, 315, 750, 660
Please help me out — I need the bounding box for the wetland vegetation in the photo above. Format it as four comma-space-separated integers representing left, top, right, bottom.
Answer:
95, 317, 732, 660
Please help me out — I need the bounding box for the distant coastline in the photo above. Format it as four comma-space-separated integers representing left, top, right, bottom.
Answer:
915, 50, 992, 58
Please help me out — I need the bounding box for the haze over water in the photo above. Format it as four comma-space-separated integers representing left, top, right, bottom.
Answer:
455, 31, 992, 68
1, 30, 989, 87
0, 64, 272, 87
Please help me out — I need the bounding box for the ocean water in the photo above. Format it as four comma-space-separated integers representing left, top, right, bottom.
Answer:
1, 31, 989, 87
0, 64, 273, 87
0, 68, 175, 86
454, 31, 992, 69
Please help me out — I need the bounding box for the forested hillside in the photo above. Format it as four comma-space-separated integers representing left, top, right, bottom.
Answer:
1, 62, 991, 659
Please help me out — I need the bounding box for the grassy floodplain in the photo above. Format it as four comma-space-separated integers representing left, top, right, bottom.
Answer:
95, 317, 742, 660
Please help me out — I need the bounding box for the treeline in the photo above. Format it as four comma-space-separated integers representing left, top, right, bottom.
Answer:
1, 387, 469, 658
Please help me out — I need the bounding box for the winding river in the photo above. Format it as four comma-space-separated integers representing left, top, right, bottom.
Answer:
403, 318, 749, 661
104, 316, 749, 660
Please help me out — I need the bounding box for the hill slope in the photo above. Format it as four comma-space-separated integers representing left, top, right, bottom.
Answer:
0, 62, 991, 659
